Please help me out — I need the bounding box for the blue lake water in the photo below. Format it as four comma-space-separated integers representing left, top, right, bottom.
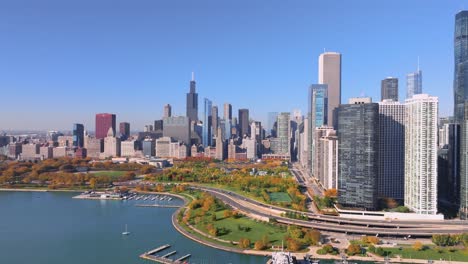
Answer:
0, 191, 267, 264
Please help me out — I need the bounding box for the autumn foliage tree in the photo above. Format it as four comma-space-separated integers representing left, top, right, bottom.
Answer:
412, 241, 424, 251
239, 238, 251, 249
347, 244, 362, 256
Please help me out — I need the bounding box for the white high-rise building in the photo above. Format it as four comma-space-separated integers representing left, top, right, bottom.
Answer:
404, 94, 438, 215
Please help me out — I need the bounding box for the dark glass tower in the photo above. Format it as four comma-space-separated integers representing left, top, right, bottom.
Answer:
336, 101, 379, 210
72, 123, 84, 148
381, 77, 398, 101
454, 11, 468, 123
186, 72, 199, 122
454, 11, 468, 219
119, 122, 130, 140
238, 109, 250, 138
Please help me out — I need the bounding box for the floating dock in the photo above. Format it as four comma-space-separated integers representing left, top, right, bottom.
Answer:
140, 244, 191, 264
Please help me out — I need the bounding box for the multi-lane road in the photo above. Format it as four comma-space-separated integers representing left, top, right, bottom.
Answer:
191, 185, 468, 237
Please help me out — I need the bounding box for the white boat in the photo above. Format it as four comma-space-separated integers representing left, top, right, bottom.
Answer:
122, 224, 130, 235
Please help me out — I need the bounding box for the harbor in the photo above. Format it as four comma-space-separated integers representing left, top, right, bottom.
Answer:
73, 191, 176, 202
140, 244, 191, 264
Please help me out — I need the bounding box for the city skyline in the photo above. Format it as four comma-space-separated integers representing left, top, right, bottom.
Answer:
0, 1, 462, 130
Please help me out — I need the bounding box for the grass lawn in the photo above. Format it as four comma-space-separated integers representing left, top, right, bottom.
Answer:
195, 209, 288, 246
269, 192, 292, 203
385, 246, 468, 262
90, 171, 127, 178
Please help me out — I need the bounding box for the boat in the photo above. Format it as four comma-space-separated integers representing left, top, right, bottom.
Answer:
122, 224, 130, 235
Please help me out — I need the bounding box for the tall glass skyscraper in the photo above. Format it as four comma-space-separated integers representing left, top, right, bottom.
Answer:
266, 112, 278, 137
308, 84, 328, 177
454, 10, 468, 219
72, 123, 84, 148
202, 98, 212, 147
406, 70, 422, 99
186, 73, 199, 122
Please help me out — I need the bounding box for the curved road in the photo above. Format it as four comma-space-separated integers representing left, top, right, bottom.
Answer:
192, 186, 468, 237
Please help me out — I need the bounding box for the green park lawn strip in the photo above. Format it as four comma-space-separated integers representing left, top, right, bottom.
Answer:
194, 209, 288, 247
268, 192, 292, 203
385, 246, 468, 262
90, 171, 127, 178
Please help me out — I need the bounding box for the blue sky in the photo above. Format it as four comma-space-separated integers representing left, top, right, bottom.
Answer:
0, 0, 463, 130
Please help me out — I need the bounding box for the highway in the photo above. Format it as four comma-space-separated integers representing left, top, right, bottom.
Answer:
191, 186, 468, 237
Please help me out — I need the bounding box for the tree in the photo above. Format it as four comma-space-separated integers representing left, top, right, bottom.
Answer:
432, 234, 458, 247
287, 238, 302, 251
254, 240, 267, 250
89, 178, 97, 189
412, 241, 424, 251
223, 210, 232, 218
239, 238, 251, 249
304, 229, 321, 245
347, 244, 362, 256
362, 236, 380, 245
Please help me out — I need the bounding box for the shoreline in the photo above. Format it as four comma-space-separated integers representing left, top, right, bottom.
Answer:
2, 188, 468, 263
168, 193, 468, 264
0, 188, 82, 193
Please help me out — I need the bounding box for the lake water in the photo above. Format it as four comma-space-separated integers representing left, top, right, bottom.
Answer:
0, 191, 267, 264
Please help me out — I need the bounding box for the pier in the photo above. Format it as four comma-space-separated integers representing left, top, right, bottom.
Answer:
140, 244, 191, 264
146, 244, 171, 255
175, 254, 191, 262
161, 251, 177, 258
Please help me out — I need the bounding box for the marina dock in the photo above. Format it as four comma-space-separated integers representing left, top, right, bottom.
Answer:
140, 244, 192, 264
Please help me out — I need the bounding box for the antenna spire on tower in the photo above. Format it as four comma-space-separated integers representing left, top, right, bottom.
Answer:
191, 72, 195, 81
417, 56, 420, 71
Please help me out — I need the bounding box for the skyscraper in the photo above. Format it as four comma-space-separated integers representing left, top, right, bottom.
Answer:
308, 84, 328, 177
461, 105, 468, 219
406, 69, 422, 99
238, 109, 250, 138
381, 77, 398, 101
267, 112, 278, 137
405, 94, 438, 215
378, 100, 405, 200
202, 98, 213, 147
336, 98, 379, 210
455, 10, 468, 219
212, 105, 218, 138
119, 122, 130, 140
186, 72, 198, 122
277, 112, 291, 156
163, 116, 191, 144
224, 103, 232, 121
72, 123, 84, 148
318, 52, 341, 128
164, 104, 172, 118
95, 113, 116, 140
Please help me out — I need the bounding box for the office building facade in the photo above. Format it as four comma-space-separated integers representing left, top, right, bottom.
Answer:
336, 99, 379, 210
381, 77, 398, 101
238, 109, 250, 138
318, 52, 341, 127
72, 123, 84, 148
119, 122, 130, 140
95, 113, 116, 139
378, 100, 405, 200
